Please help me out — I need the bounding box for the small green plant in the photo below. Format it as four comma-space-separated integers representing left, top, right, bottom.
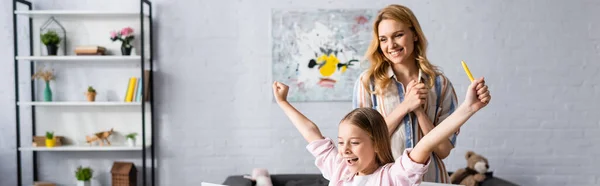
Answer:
125, 133, 137, 140
45, 131, 54, 140
87, 86, 96, 93
75, 166, 93, 181
40, 30, 61, 46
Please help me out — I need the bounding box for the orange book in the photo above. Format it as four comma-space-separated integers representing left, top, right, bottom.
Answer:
125, 77, 137, 102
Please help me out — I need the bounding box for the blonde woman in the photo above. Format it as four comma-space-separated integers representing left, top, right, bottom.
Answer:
353, 4, 461, 183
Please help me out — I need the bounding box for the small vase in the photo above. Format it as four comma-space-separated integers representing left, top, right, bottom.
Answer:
45, 138, 55, 148
127, 138, 136, 147
121, 45, 132, 55
77, 180, 91, 186
44, 81, 52, 102
46, 45, 58, 56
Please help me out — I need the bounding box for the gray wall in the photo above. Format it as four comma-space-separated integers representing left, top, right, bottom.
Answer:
1, 0, 599, 186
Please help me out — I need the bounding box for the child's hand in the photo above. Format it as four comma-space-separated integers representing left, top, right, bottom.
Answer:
272, 81, 289, 103
403, 80, 428, 112
465, 77, 491, 112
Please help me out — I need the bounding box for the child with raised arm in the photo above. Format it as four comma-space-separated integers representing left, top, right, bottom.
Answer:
272, 77, 490, 186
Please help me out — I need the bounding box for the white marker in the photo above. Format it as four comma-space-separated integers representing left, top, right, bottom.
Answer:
418, 69, 422, 83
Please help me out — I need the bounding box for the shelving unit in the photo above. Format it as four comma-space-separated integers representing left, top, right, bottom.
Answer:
19, 145, 150, 152
14, 10, 150, 18
13, 0, 155, 185
17, 101, 145, 106
16, 55, 145, 61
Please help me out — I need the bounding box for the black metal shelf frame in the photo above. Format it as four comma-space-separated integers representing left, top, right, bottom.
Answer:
12, 0, 156, 185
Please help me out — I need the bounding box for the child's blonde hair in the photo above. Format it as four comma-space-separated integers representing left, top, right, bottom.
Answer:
363, 4, 441, 95
341, 108, 395, 165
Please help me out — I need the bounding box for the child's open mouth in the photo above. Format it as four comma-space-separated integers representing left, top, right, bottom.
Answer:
346, 158, 359, 165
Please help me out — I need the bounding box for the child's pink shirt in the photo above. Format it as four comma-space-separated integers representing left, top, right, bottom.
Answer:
306, 137, 431, 186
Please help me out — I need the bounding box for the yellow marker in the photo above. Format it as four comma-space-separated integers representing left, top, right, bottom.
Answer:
461, 60, 474, 82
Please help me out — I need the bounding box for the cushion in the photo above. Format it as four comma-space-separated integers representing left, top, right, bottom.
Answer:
284, 179, 328, 186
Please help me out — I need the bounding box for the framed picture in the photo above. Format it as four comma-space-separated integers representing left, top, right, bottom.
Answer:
272, 9, 376, 102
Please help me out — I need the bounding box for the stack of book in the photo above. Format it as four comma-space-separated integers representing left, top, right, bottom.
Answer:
74, 46, 106, 55
124, 70, 151, 102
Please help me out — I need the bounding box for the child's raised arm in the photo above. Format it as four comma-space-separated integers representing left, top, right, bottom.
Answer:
409, 77, 491, 163
273, 81, 325, 143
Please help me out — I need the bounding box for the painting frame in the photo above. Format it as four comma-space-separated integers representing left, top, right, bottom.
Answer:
271, 8, 377, 102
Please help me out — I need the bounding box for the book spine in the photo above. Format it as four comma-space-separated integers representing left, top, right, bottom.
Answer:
135, 78, 143, 102
125, 77, 137, 102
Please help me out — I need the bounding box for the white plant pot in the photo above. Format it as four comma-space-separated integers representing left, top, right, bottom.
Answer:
127, 138, 136, 147
77, 180, 91, 186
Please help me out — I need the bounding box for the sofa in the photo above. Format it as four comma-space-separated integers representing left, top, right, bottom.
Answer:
448, 171, 519, 186
222, 172, 519, 186
223, 174, 328, 186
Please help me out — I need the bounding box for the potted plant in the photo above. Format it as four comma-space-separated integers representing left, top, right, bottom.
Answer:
86, 86, 97, 102
125, 133, 137, 147
110, 27, 135, 55
75, 166, 93, 186
32, 67, 55, 102
45, 131, 55, 148
40, 30, 61, 55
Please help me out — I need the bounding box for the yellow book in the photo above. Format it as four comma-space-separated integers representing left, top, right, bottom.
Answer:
131, 77, 139, 101
125, 77, 138, 102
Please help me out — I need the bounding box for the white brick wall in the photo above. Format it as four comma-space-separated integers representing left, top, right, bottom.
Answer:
1, 0, 18, 184
1, 0, 599, 186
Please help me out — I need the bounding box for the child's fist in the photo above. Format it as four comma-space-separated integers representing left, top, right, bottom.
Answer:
465, 77, 491, 112
272, 81, 289, 103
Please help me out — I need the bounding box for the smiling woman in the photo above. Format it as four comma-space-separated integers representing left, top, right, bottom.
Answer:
353, 4, 462, 183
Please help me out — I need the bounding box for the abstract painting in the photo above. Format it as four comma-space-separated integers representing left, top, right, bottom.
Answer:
272, 9, 376, 102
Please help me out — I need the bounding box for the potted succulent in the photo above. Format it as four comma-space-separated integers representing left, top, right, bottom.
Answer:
110, 27, 135, 55
40, 30, 61, 55
75, 166, 93, 186
125, 133, 137, 147
86, 86, 97, 102
45, 131, 55, 148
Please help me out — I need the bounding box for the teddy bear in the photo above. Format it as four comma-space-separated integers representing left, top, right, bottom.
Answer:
449, 151, 490, 186
243, 168, 273, 186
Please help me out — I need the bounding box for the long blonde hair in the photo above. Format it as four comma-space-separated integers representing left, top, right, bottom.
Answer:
341, 108, 395, 165
362, 4, 440, 95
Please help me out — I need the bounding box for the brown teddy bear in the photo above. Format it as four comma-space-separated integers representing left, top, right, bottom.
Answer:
449, 151, 489, 186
